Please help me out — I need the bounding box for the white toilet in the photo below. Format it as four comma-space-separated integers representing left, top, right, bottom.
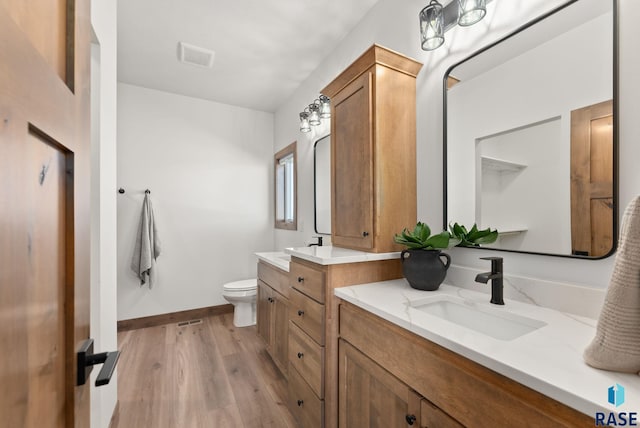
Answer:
222, 279, 257, 327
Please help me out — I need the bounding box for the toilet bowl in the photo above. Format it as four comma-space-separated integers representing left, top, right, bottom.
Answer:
222, 279, 257, 327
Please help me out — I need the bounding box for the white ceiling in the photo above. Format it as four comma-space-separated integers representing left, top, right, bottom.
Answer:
117, 0, 382, 112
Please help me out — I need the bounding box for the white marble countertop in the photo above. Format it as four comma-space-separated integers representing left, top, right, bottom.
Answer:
255, 251, 290, 272
335, 280, 640, 417
285, 245, 400, 265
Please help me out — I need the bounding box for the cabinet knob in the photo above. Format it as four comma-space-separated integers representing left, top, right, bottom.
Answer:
297, 352, 304, 359
297, 400, 304, 407
362, 231, 369, 237
297, 310, 304, 316
297, 276, 304, 283
406, 414, 417, 425
267, 297, 274, 303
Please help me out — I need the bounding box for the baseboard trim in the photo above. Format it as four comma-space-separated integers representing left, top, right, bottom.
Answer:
117, 304, 234, 332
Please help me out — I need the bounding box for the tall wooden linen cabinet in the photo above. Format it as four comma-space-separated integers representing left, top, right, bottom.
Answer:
282, 45, 422, 428
321, 45, 423, 253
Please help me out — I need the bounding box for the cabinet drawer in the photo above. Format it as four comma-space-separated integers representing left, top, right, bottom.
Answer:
289, 321, 324, 398
288, 365, 324, 428
421, 399, 463, 428
258, 260, 289, 298
290, 262, 325, 303
290, 289, 325, 345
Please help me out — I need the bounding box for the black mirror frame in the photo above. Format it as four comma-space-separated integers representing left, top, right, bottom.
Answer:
442, 0, 619, 259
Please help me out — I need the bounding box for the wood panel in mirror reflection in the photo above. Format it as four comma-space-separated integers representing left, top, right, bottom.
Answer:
444, 0, 617, 258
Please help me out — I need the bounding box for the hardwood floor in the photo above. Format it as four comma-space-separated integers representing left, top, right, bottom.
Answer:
110, 313, 297, 428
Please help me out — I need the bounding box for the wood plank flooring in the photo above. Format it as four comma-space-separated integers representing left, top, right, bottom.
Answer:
110, 313, 297, 428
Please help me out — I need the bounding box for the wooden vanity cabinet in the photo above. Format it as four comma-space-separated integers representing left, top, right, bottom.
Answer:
321, 45, 422, 253
287, 256, 403, 428
339, 339, 462, 428
257, 261, 290, 377
339, 301, 593, 428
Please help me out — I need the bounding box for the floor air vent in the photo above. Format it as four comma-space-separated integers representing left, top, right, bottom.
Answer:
177, 319, 203, 327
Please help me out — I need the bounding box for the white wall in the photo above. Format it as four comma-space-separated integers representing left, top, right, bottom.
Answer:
447, 11, 611, 254
90, 0, 118, 426
116, 83, 274, 320
275, 0, 640, 291
478, 118, 568, 253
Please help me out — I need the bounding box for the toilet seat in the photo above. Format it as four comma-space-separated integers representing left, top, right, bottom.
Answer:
223, 279, 256, 292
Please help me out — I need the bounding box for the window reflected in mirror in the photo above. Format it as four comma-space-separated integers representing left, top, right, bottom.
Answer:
275, 142, 297, 230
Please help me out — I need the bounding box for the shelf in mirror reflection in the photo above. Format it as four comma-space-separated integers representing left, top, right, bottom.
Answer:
481, 156, 527, 173
495, 228, 528, 237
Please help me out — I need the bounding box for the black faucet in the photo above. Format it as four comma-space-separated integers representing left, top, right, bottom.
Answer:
308, 236, 323, 247
475, 257, 504, 305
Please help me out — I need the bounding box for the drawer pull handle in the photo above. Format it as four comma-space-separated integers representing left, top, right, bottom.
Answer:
297, 276, 304, 283
297, 400, 304, 407
406, 414, 416, 425
297, 352, 304, 359
297, 310, 304, 316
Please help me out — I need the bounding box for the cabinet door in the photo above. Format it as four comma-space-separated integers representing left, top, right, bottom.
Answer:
332, 71, 374, 250
257, 280, 272, 345
272, 290, 290, 375
420, 399, 463, 428
339, 339, 419, 428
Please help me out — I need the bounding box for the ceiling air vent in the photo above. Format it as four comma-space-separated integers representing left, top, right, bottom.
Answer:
177, 42, 215, 68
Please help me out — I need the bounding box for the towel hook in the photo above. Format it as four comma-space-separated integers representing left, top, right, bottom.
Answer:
145, 189, 151, 194
118, 188, 125, 194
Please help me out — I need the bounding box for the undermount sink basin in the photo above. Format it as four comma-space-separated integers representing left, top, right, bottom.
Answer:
410, 296, 547, 341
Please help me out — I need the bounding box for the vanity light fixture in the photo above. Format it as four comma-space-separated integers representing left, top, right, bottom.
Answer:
298, 96, 331, 133
419, 0, 491, 51
319, 95, 331, 119
299, 111, 311, 133
420, 0, 445, 51
308, 102, 321, 126
458, 0, 486, 26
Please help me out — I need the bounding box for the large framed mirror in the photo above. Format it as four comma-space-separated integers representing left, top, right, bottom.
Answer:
444, 0, 617, 258
314, 135, 331, 234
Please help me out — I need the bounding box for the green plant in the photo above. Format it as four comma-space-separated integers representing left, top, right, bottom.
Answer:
448, 223, 499, 247
394, 222, 451, 250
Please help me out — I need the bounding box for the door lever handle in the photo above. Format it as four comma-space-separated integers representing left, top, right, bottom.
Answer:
77, 338, 120, 387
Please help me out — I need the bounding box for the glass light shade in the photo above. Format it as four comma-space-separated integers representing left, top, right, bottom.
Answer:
308, 103, 321, 126
299, 112, 311, 132
319, 95, 331, 119
457, 0, 486, 27
419, 1, 444, 51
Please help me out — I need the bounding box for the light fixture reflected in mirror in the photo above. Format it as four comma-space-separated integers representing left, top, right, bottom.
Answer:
420, 0, 445, 51
458, 0, 486, 26
298, 96, 331, 133
419, 0, 491, 51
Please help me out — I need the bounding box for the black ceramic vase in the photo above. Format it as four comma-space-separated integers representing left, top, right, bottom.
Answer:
401, 249, 451, 291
